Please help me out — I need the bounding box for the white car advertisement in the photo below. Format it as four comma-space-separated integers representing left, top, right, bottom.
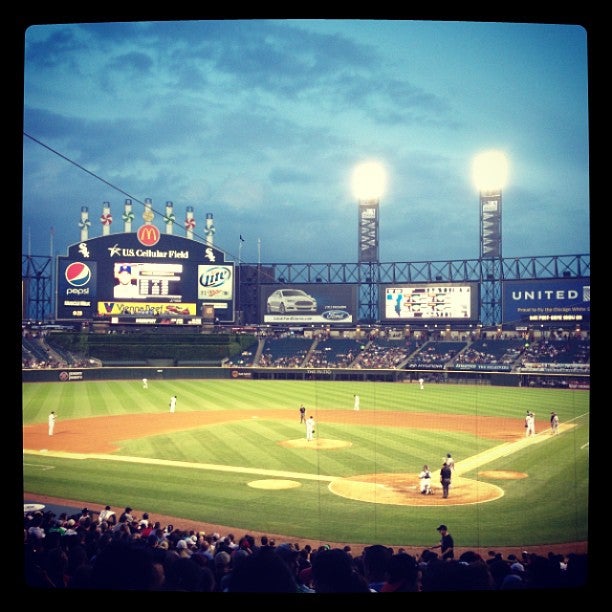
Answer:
262, 285, 356, 324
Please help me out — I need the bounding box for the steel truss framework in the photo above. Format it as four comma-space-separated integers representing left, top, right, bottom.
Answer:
22, 253, 590, 326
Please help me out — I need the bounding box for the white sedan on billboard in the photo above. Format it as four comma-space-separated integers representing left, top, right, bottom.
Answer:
266, 289, 318, 314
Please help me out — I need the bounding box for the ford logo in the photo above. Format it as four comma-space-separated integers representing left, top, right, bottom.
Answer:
321, 310, 350, 321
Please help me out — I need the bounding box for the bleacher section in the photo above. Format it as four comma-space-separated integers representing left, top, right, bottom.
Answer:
225, 340, 261, 367
405, 341, 468, 368
258, 337, 313, 367
453, 338, 524, 369
21, 328, 590, 380
304, 338, 364, 368
517, 338, 590, 374
22, 336, 52, 366
354, 339, 417, 369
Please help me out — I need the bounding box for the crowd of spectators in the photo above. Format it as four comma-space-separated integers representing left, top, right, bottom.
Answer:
23, 327, 590, 377
23, 505, 588, 592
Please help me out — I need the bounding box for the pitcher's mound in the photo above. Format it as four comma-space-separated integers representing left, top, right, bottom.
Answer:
329, 473, 505, 506
280, 438, 352, 450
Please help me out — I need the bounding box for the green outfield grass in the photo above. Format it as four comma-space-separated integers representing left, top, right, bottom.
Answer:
22, 379, 589, 549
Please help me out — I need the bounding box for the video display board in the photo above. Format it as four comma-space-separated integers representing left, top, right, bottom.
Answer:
503, 278, 590, 324
56, 232, 235, 325
261, 284, 357, 324
380, 283, 479, 322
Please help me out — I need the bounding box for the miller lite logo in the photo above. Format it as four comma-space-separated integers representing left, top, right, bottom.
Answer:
137, 224, 161, 246
65, 262, 92, 287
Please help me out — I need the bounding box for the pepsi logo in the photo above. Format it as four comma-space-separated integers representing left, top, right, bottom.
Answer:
65, 262, 92, 287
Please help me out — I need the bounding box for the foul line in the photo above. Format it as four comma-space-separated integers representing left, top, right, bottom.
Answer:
455, 423, 576, 475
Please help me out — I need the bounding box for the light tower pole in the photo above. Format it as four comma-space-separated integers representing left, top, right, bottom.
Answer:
353, 161, 386, 323
473, 150, 508, 326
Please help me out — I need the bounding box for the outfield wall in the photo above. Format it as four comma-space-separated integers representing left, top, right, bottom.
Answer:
21, 366, 589, 389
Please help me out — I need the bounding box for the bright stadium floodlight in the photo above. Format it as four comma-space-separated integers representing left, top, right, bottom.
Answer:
352, 161, 387, 201
473, 150, 508, 326
352, 161, 387, 322
472, 150, 508, 193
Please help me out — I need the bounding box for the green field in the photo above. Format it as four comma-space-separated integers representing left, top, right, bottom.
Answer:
22, 379, 589, 549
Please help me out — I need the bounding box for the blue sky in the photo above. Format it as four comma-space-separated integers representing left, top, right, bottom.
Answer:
21, 18, 590, 265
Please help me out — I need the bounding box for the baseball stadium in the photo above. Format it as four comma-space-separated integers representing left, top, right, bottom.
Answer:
22, 190, 590, 592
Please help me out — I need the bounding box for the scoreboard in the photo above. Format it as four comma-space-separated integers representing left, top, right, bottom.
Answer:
380, 283, 479, 322
56, 232, 235, 325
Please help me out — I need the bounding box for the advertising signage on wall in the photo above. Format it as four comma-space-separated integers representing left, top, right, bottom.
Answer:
261, 284, 357, 324
503, 278, 590, 324
380, 283, 479, 322
56, 233, 235, 324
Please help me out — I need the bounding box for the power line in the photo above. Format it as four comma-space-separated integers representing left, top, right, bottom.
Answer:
23, 131, 243, 263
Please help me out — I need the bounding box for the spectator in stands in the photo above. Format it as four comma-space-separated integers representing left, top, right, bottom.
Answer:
90, 540, 162, 591
163, 556, 215, 591
275, 543, 316, 592
77, 507, 91, 525
98, 505, 116, 526
362, 544, 393, 591
381, 552, 419, 592
225, 546, 300, 592
311, 547, 370, 593
119, 507, 134, 525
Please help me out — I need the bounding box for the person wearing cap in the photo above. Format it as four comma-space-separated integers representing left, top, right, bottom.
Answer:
114, 263, 139, 298
169, 395, 177, 413
431, 525, 454, 560
444, 453, 455, 471
550, 411, 560, 434
440, 461, 452, 498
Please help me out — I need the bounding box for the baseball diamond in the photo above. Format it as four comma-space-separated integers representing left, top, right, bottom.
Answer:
23, 404, 586, 558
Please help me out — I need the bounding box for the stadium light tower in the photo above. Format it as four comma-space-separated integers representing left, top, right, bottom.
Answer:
472, 150, 508, 326
352, 161, 386, 322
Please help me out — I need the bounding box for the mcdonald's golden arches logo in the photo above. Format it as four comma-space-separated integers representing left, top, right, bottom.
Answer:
137, 224, 161, 246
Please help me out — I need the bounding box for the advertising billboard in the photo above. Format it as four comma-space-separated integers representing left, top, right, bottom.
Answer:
261, 284, 357, 324
380, 283, 479, 322
503, 278, 590, 324
56, 232, 235, 325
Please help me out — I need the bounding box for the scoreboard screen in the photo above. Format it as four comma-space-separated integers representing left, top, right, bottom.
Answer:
381, 283, 479, 322
56, 232, 235, 325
